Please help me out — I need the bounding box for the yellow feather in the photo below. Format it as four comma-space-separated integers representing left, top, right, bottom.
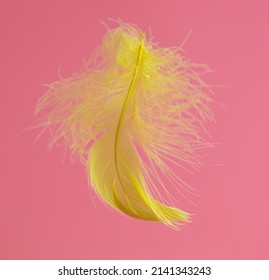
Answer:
35, 21, 213, 227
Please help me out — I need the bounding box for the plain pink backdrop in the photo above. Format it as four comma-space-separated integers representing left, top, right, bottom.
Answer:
1, 0, 269, 259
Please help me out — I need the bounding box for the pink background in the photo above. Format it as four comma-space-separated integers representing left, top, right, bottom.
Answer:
1, 0, 269, 259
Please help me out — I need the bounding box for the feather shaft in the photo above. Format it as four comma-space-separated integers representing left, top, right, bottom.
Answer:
114, 32, 145, 191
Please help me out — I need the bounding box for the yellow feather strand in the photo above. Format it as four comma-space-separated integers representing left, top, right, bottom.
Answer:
35, 21, 213, 227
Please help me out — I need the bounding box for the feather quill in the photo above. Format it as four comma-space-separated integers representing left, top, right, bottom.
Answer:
35, 21, 213, 227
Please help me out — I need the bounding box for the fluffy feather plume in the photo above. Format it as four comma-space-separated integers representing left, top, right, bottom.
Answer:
35, 21, 213, 227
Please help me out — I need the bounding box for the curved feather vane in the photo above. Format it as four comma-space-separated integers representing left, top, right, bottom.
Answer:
35, 21, 213, 227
